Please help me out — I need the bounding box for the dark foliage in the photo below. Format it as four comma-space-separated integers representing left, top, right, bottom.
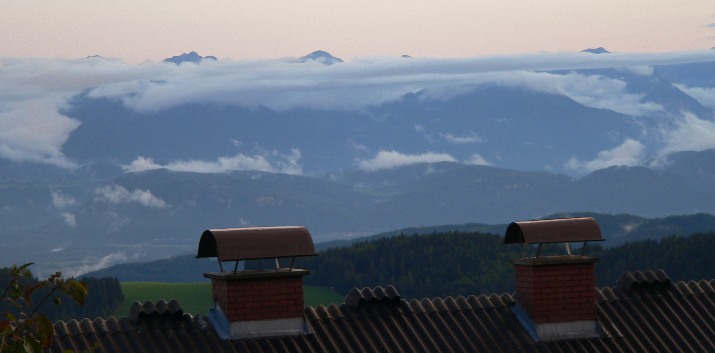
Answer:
85, 227, 715, 302
1, 264, 88, 353
265, 230, 715, 299
594, 232, 715, 287
0, 272, 123, 321
275, 232, 523, 298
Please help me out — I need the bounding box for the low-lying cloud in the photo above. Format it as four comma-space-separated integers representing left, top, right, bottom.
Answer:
61, 212, 77, 227
51, 190, 77, 208
0, 100, 80, 168
357, 150, 457, 171
439, 132, 484, 144
122, 149, 303, 175
465, 154, 492, 166
65, 252, 131, 278
674, 84, 715, 110
658, 112, 715, 156
94, 185, 169, 209
566, 138, 646, 173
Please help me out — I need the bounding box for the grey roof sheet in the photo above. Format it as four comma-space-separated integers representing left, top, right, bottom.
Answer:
49, 271, 715, 353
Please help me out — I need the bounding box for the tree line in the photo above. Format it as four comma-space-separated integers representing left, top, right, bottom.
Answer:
265, 231, 715, 299
6, 230, 715, 323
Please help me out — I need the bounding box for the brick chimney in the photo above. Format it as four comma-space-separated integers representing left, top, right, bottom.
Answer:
504, 217, 603, 341
206, 269, 308, 321
196, 226, 316, 339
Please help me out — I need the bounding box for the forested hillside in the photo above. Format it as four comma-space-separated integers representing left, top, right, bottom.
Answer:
298, 231, 715, 298
316, 212, 715, 250
85, 223, 715, 301
303, 232, 520, 297
595, 233, 715, 284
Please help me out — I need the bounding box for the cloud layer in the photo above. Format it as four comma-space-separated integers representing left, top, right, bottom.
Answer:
122, 149, 303, 175
566, 139, 646, 173
1, 51, 714, 171
357, 150, 457, 171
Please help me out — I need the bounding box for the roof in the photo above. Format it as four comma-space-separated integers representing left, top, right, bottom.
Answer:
49, 270, 715, 353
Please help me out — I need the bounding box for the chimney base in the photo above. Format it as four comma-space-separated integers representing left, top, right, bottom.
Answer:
536, 321, 599, 341
208, 303, 313, 340
229, 317, 312, 339
512, 301, 600, 342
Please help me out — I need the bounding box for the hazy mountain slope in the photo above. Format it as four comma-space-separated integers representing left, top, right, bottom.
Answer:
356, 163, 572, 226
5, 149, 715, 277
566, 166, 715, 216
61, 85, 643, 176
655, 61, 715, 87
661, 150, 715, 193
5, 55, 715, 277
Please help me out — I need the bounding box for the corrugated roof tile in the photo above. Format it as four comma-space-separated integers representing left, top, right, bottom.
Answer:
453, 296, 471, 311
345, 286, 401, 309
617, 270, 672, 294
477, 294, 494, 309
674, 281, 695, 296
327, 304, 344, 320
48, 272, 715, 353
419, 297, 438, 314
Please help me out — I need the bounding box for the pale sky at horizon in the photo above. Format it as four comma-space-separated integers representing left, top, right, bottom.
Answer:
2, 0, 715, 63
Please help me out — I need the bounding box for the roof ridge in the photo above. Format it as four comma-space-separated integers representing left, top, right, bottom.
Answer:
345, 285, 401, 309
128, 299, 183, 320
616, 269, 672, 294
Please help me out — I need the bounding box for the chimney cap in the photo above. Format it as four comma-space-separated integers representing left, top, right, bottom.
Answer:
504, 217, 603, 245
196, 226, 316, 261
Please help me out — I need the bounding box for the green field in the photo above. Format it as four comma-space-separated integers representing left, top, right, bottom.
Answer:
116, 282, 344, 317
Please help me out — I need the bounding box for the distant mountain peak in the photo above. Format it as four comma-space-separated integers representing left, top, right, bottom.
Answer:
581, 47, 611, 54
401, 54, 413, 58
163, 51, 218, 64
298, 50, 343, 65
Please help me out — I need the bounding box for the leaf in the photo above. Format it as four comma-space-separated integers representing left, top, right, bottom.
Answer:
24, 336, 42, 353
31, 315, 55, 349
64, 280, 89, 306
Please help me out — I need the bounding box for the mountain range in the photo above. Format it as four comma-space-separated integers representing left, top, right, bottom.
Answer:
1, 49, 715, 276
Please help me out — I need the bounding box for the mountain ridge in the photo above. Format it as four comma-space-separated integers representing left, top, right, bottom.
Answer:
4, 153, 715, 277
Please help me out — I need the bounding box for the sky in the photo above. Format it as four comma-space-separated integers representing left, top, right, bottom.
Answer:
2, 0, 715, 63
